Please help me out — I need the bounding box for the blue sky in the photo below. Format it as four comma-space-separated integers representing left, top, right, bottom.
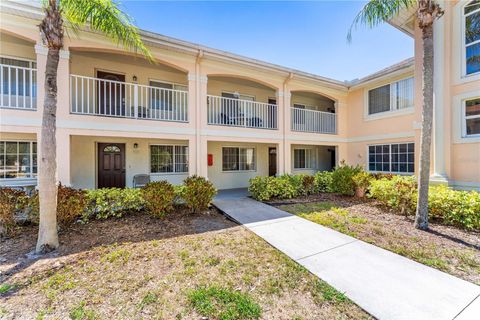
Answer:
122, 1, 413, 81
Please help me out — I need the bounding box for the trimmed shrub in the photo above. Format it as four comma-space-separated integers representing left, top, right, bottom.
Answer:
30, 184, 88, 226
429, 185, 480, 230
85, 188, 144, 220
142, 181, 175, 218
302, 175, 316, 196
330, 163, 363, 196
249, 175, 301, 201
272, 175, 299, 199
314, 171, 333, 193
248, 176, 272, 201
181, 175, 217, 213
368, 175, 417, 217
0, 188, 28, 236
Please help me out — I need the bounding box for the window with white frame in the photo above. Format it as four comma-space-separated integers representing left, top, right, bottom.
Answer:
368, 143, 414, 173
222, 147, 255, 171
368, 77, 414, 115
150, 145, 188, 173
0, 141, 37, 179
465, 0, 480, 75
294, 148, 313, 169
464, 97, 480, 136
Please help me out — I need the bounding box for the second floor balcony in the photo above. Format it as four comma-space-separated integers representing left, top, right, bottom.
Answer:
70, 74, 188, 122
207, 95, 278, 130
0, 62, 37, 110
290, 91, 337, 134
291, 107, 336, 134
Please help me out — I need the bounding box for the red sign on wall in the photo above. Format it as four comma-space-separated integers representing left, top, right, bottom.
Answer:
208, 154, 213, 166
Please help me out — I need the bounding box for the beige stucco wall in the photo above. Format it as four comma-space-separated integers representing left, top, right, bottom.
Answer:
207, 141, 273, 189
70, 51, 188, 87
207, 76, 276, 103
0, 32, 36, 61
291, 92, 335, 112
71, 135, 189, 189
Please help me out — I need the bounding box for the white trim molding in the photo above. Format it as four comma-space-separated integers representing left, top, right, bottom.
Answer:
452, 90, 480, 144
453, 0, 480, 84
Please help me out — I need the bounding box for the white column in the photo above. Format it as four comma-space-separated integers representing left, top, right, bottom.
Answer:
188, 72, 197, 175
197, 75, 208, 176
431, 3, 448, 183
56, 129, 71, 186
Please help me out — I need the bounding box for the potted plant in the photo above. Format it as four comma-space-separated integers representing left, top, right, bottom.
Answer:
352, 171, 372, 198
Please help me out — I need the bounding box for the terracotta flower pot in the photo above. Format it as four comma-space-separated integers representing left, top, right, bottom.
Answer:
355, 186, 366, 198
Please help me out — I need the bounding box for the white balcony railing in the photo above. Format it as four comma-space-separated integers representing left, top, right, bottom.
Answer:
291, 107, 336, 134
0, 64, 37, 110
70, 74, 188, 122
207, 95, 277, 130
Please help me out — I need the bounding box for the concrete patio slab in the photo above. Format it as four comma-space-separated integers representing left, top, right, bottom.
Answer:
249, 217, 357, 260
213, 192, 480, 320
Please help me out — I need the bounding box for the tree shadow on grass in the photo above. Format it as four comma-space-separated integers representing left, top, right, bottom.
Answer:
0, 207, 237, 291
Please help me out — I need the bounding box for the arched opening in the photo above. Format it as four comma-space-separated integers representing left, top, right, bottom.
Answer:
207, 75, 278, 130
0, 32, 37, 110
290, 91, 337, 135
69, 49, 188, 121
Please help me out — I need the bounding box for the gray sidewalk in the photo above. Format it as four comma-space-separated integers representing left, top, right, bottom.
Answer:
213, 190, 480, 320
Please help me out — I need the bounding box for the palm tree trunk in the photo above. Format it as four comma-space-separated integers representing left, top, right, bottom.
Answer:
36, 48, 60, 253
414, 23, 434, 230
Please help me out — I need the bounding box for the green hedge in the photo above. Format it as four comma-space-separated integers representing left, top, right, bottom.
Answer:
248, 169, 479, 231
369, 177, 480, 230
1, 176, 218, 234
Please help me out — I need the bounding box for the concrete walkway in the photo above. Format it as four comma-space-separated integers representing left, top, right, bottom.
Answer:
214, 189, 480, 320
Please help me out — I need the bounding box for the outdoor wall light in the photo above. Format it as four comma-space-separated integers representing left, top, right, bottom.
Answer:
133, 143, 139, 149
132, 75, 138, 82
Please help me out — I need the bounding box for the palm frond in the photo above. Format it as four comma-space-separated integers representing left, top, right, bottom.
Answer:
347, 0, 417, 42
60, 0, 153, 62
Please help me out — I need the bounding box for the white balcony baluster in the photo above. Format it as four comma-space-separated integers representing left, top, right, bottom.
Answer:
0, 64, 37, 110
291, 107, 336, 134
207, 95, 277, 130
70, 74, 188, 122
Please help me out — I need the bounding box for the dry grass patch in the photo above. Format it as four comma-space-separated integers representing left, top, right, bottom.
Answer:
276, 194, 480, 285
0, 210, 369, 319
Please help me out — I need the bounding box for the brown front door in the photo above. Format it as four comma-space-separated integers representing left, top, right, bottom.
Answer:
97, 71, 125, 116
97, 143, 126, 188
268, 147, 277, 176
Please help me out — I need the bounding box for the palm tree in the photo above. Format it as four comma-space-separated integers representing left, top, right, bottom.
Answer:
348, 0, 443, 230
36, 0, 152, 253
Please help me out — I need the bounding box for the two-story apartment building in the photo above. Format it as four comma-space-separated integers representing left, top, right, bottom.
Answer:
0, 0, 479, 191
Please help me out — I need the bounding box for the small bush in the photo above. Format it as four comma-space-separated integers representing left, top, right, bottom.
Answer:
314, 171, 333, 193
429, 185, 480, 230
249, 176, 297, 201
0, 188, 28, 236
182, 175, 217, 213
30, 184, 88, 226
302, 175, 316, 196
187, 286, 261, 320
142, 181, 175, 218
85, 188, 144, 220
330, 162, 363, 196
248, 176, 272, 201
369, 175, 417, 217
